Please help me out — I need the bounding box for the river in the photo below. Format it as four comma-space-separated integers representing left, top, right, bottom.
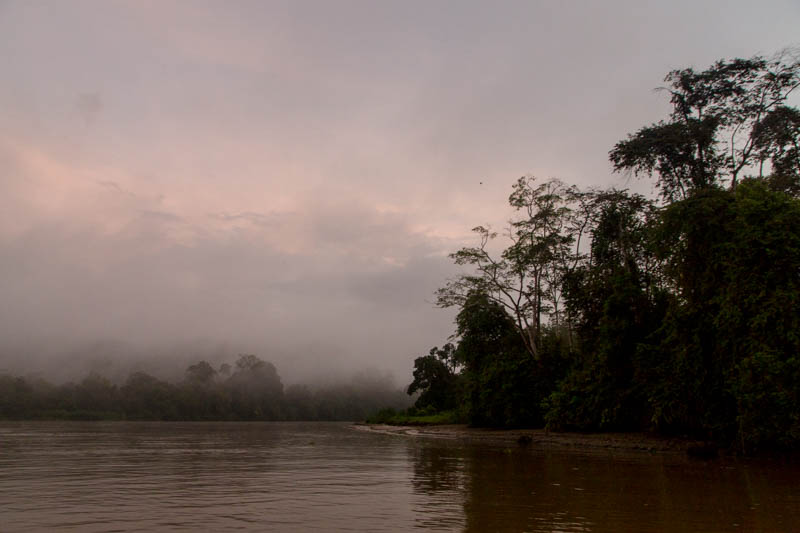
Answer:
1, 421, 798, 531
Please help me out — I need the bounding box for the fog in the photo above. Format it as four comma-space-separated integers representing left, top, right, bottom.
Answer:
1, 0, 798, 385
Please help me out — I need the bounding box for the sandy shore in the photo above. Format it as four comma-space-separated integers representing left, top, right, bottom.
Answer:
353, 423, 696, 454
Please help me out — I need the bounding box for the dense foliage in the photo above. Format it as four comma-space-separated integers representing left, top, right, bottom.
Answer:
408, 50, 800, 452
0, 354, 410, 421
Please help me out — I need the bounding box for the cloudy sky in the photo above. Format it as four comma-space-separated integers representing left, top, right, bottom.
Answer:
1, 0, 798, 383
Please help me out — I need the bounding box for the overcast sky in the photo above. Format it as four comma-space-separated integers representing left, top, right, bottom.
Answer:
1, 0, 798, 383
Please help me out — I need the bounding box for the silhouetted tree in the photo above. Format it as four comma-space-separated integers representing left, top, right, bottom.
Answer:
185, 361, 217, 385
437, 177, 578, 359
610, 49, 800, 200
407, 344, 459, 412
227, 354, 284, 419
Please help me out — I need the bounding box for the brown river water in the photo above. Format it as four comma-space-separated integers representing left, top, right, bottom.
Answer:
1, 421, 798, 532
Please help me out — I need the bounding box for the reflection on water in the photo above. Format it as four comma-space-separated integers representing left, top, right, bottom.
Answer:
410, 439, 800, 533
1, 422, 799, 532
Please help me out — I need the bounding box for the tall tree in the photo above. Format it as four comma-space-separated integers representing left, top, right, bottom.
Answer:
185, 361, 217, 385
752, 105, 800, 195
453, 292, 539, 426
227, 354, 284, 419
407, 344, 459, 412
548, 190, 666, 431
437, 177, 577, 359
610, 50, 800, 200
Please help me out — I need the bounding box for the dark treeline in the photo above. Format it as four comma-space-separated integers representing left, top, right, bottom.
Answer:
406, 50, 800, 452
0, 354, 411, 421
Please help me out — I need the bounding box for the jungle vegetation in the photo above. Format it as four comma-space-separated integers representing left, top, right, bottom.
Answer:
0, 354, 411, 422
406, 50, 800, 452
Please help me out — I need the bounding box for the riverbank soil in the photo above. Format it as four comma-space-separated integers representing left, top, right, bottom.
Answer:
355, 424, 698, 454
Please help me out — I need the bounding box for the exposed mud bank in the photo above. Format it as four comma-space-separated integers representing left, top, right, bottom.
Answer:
354, 423, 699, 455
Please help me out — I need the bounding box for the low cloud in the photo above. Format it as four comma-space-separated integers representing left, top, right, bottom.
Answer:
0, 139, 459, 383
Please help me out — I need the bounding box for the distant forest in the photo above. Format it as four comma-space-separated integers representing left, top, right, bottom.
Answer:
402, 50, 800, 452
0, 354, 410, 422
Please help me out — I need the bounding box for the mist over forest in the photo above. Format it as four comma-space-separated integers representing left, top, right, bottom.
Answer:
2, 3, 800, 452
0, 337, 419, 387
4, 1, 796, 396
0, 351, 412, 422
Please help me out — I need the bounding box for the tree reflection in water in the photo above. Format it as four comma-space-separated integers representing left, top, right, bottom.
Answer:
409, 441, 800, 532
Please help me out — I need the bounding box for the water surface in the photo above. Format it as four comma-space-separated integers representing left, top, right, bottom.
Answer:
1, 422, 798, 531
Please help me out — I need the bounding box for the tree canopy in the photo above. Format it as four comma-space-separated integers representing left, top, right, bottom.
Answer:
610, 50, 800, 200
413, 49, 800, 452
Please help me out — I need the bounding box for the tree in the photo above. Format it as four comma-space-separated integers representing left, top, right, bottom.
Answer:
437, 177, 577, 359
407, 344, 459, 412
453, 292, 543, 426
610, 50, 800, 200
185, 361, 217, 385
547, 190, 667, 431
645, 181, 800, 448
227, 354, 284, 419
75, 373, 119, 416
752, 105, 800, 195
121, 372, 178, 420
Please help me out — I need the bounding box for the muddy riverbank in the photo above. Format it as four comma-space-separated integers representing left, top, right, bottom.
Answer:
354, 423, 701, 454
